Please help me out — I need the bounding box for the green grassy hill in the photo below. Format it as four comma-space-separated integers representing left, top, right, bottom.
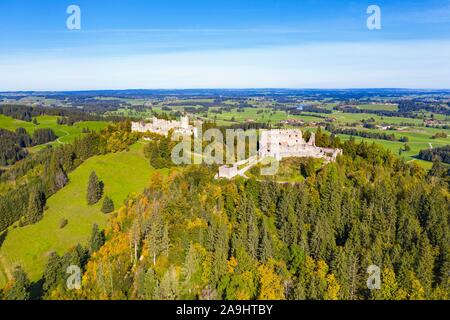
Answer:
356, 103, 398, 111
0, 142, 168, 286
0, 115, 108, 151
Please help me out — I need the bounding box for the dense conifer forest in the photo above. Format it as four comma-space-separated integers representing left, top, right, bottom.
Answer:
0, 128, 57, 166
418, 145, 450, 164
1, 127, 448, 300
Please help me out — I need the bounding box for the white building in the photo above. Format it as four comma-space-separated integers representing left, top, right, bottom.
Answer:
131, 115, 199, 137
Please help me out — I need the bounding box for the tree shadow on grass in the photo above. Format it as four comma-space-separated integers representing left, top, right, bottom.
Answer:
0, 230, 7, 249
30, 278, 44, 300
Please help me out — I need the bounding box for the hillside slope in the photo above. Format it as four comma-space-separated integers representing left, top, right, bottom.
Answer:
0, 142, 168, 285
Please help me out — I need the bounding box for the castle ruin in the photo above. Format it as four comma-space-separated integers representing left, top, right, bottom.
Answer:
216, 129, 342, 179
259, 129, 342, 161
131, 115, 199, 137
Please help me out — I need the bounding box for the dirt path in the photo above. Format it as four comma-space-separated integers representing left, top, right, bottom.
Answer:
57, 129, 70, 144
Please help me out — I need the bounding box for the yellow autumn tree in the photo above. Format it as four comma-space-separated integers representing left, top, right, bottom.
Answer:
409, 278, 425, 300
380, 268, 407, 300
325, 274, 340, 300
257, 259, 285, 300
227, 257, 238, 274
79, 232, 132, 300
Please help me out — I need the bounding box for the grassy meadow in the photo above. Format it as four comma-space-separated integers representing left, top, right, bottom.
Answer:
0, 142, 169, 285
0, 115, 108, 152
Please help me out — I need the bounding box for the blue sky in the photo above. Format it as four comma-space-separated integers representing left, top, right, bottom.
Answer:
0, 0, 450, 90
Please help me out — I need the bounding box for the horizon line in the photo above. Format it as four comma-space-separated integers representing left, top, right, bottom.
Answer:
2, 88, 450, 94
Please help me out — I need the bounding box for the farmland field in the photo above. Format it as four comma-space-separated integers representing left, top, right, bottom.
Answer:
116, 102, 449, 168
155, 104, 449, 168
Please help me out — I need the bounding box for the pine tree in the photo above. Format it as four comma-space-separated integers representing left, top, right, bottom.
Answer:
43, 252, 62, 294
87, 171, 103, 205
300, 158, 316, 178
157, 266, 179, 299
5, 266, 31, 300
428, 158, 446, 178
259, 182, 277, 216
142, 268, 158, 299
101, 196, 114, 214
24, 189, 44, 225
146, 219, 166, 266
276, 189, 298, 247
89, 224, 105, 254
258, 219, 273, 263
54, 165, 69, 191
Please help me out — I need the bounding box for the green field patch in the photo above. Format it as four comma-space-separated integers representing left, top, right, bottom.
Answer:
208, 107, 288, 124
334, 133, 445, 169
357, 104, 398, 111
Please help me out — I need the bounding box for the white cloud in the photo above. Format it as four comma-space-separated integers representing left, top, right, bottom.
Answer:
1, 40, 450, 90
394, 4, 450, 24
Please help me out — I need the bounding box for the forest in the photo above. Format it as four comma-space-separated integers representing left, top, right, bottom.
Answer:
0, 104, 125, 124
418, 145, 450, 164
0, 128, 57, 166
398, 100, 450, 115
325, 125, 399, 142
1, 127, 448, 300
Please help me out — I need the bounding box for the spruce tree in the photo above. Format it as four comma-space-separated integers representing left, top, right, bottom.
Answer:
87, 171, 103, 205
101, 196, 114, 214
